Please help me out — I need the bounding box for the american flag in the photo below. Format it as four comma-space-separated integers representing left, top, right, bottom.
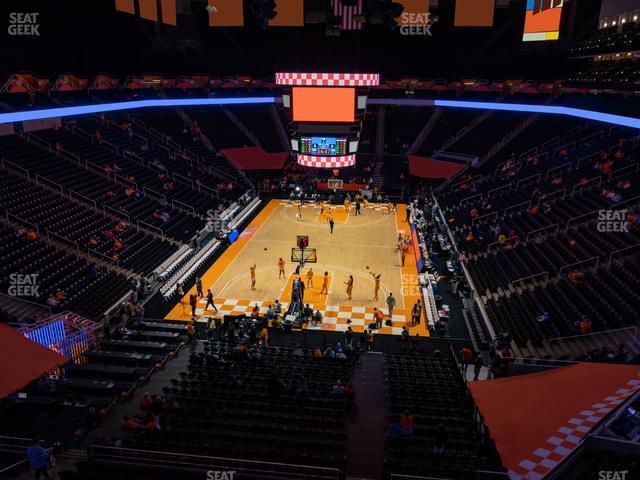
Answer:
332, 0, 364, 31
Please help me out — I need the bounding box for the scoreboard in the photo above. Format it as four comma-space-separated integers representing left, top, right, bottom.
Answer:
300, 137, 348, 156
276, 72, 379, 169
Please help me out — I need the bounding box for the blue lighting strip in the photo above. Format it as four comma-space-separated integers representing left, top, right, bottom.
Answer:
0, 97, 276, 124
0, 96, 638, 129
433, 100, 640, 129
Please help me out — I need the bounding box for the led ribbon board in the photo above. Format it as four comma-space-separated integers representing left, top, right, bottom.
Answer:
2, 97, 639, 130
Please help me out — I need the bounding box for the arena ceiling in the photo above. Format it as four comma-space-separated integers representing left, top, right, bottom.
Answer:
1, 0, 601, 79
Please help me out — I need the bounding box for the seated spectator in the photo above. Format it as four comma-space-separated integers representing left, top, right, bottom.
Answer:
120, 416, 139, 431
139, 393, 153, 410
399, 411, 414, 436
537, 312, 550, 323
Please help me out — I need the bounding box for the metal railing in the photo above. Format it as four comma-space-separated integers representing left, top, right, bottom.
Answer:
509, 271, 548, 288
89, 445, 341, 480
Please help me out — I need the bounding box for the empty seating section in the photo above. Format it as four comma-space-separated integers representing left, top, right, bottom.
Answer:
71, 115, 224, 209
447, 112, 529, 157
33, 126, 215, 215
127, 107, 210, 158
228, 105, 283, 152
486, 259, 640, 348
0, 224, 130, 319
0, 168, 177, 274
434, 123, 640, 349
385, 353, 503, 478
1, 320, 183, 444
183, 106, 251, 150
122, 343, 358, 470
417, 108, 480, 156
0, 135, 204, 242
384, 106, 435, 154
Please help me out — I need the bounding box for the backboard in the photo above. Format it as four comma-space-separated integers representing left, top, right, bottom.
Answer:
291, 248, 317, 263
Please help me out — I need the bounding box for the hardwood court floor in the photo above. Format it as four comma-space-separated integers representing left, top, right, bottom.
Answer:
165, 199, 428, 336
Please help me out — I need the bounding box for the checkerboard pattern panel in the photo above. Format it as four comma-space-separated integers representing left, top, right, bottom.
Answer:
196, 297, 412, 336
297, 154, 356, 168
275, 72, 380, 87
507, 374, 640, 480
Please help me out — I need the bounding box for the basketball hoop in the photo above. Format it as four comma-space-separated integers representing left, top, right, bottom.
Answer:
328, 178, 343, 192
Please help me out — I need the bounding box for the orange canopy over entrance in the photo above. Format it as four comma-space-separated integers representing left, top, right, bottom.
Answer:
469, 363, 640, 479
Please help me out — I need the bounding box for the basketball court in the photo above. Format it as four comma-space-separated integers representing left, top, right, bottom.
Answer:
165, 199, 428, 336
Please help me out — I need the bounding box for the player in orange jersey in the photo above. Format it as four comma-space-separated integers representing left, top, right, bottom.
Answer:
250, 264, 256, 290
321, 271, 329, 294
277, 257, 285, 279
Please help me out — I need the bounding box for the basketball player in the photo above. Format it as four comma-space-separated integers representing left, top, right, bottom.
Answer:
369, 272, 381, 301
320, 271, 329, 294
306, 268, 314, 288
329, 216, 335, 234
250, 264, 256, 290
344, 198, 350, 213
278, 257, 285, 279
296, 204, 302, 221
345, 275, 354, 300
319, 201, 325, 216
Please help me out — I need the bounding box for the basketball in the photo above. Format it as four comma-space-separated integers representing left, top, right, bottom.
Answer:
264, 247, 267, 250
366, 266, 370, 270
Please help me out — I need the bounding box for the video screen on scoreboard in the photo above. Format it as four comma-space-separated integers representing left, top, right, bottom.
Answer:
292, 87, 355, 123
300, 137, 348, 156
523, 0, 565, 42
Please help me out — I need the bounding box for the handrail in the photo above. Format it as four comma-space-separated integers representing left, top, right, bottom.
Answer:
608, 162, 640, 182
35, 175, 64, 193
137, 220, 163, 237
526, 223, 559, 240
0, 458, 27, 475
545, 161, 571, 179
6, 212, 39, 235
471, 211, 497, 225
607, 243, 640, 268
1, 158, 30, 177
487, 183, 511, 197
516, 172, 541, 188
572, 175, 602, 194
0, 292, 52, 317
89, 444, 341, 480
26, 133, 52, 151
548, 326, 639, 345
69, 189, 97, 209
557, 256, 599, 278
566, 209, 599, 230
509, 271, 548, 288
538, 187, 566, 206
46, 230, 80, 254
103, 205, 130, 223
172, 199, 196, 215
142, 186, 166, 203
88, 248, 119, 267
504, 200, 530, 215
460, 193, 482, 206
